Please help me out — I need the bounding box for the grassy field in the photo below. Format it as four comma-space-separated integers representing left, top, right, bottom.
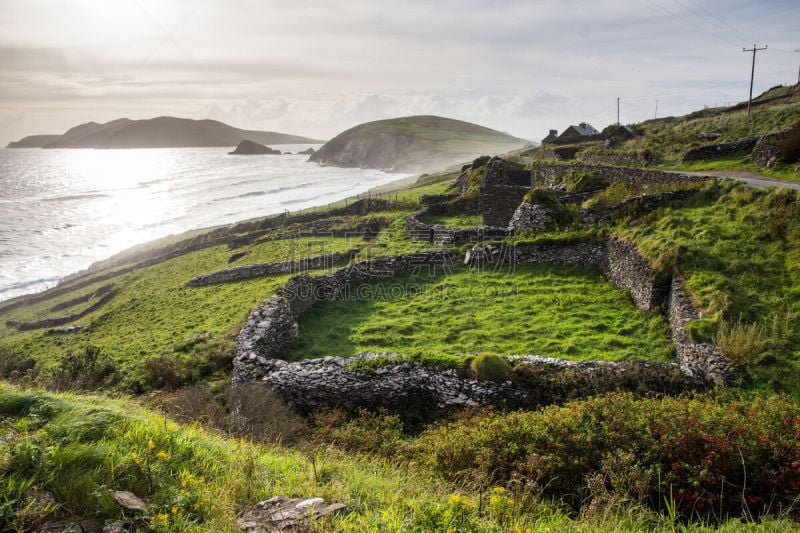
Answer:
0, 236, 363, 392
284, 264, 674, 362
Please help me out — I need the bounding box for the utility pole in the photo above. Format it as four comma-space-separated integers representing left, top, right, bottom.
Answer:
796, 50, 800, 85
654, 98, 659, 120
616, 97, 620, 125
743, 43, 767, 116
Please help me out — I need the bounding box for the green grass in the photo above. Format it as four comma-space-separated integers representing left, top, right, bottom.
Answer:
283, 263, 674, 362
614, 181, 800, 395
421, 213, 484, 228
671, 156, 800, 182
0, 236, 362, 392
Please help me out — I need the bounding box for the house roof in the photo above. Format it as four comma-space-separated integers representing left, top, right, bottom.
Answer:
567, 123, 599, 137
541, 131, 559, 144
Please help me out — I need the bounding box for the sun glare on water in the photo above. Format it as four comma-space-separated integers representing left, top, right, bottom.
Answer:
58, 149, 186, 250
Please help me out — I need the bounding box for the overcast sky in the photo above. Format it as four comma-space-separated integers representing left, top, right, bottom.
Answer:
1, 0, 798, 145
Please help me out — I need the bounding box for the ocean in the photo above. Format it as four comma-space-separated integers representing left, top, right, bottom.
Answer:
0, 145, 407, 302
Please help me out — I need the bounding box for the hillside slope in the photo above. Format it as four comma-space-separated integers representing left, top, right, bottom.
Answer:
309, 115, 529, 172
8, 116, 322, 149
5, 134, 62, 148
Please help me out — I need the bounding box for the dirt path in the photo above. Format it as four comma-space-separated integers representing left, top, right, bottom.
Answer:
673, 169, 800, 190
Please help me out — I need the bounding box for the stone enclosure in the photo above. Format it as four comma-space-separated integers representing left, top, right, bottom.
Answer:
232, 237, 732, 414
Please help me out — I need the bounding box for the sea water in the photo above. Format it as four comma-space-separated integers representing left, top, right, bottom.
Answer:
0, 146, 407, 301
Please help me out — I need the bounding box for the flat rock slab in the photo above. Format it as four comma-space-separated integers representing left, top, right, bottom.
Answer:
113, 490, 148, 513
238, 496, 350, 532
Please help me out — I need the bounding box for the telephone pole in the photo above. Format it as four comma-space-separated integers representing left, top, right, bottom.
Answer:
616, 97, 620, 125
796, 50, 800, 85
743, 44, 767, 116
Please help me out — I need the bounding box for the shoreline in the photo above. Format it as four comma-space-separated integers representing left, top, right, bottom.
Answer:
0, 167, 419, 306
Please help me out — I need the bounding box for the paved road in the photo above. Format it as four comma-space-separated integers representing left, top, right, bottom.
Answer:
671, 169, 800, 190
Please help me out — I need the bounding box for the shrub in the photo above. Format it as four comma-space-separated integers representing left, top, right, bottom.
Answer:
714, 319, 768, 367
0, 344, 35, 383
310, 408, 405, 457
47, 346, 115, 392
415, 392, 800, 522
470, 353, 511, 381
222, 383, 306, 445
522, 188, 560, 208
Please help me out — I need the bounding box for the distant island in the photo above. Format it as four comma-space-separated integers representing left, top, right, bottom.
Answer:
309, 115, 530, 173
6, 116, 323, 149
228, 140, 282, 155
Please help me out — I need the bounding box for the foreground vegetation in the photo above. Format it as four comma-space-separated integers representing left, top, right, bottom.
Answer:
2, 386, 800, 532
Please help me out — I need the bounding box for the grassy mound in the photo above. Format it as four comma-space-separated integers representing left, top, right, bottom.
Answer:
614, 182, 800, 394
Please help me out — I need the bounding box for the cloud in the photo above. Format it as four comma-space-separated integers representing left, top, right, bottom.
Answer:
2, 0, 799, 144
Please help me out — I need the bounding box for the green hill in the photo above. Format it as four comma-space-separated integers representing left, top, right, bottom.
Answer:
7, 116, 322, 149
309, 115, 530, 172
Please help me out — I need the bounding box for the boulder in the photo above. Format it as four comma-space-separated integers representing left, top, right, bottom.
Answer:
229, 140, 281, 155
238, 496, 350, 532
113, 491, 148, 513
297, 147, 316, 155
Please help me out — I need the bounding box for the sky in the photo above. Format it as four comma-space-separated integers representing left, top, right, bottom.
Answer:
1, 0, 798, 145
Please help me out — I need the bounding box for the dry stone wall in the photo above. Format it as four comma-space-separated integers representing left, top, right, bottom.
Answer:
602, 238, 668, 311
669, 278, 735, 383
530, 163, 708, 190
185, 248, 361, 287
242, 353, 704, 415
682, 135, 763, 162
234, 236, 732, 414
405, 203, 508, 246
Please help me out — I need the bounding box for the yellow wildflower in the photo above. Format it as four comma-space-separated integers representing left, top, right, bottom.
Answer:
148, 439, 156, 450
156, 450, 170, 461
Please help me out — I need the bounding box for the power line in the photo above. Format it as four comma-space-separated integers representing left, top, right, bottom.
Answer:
681, 0, 754, 42
743, 44, 768, 116
646, 0, 741, 47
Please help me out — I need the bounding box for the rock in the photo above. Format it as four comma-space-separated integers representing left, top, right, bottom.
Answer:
697, 132, 722, 140
46, 325, 83, 335
238, 496, 350, 532
752, 122, 800, 168
113, 491, 148, 513
297, 147, 316, 155
102, 524, 126, 533
482, 157, 510, 185
508, 202, 554, 232
36, 520, 100, 532
229, 140, 282, 155
471, 155, 491, 169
